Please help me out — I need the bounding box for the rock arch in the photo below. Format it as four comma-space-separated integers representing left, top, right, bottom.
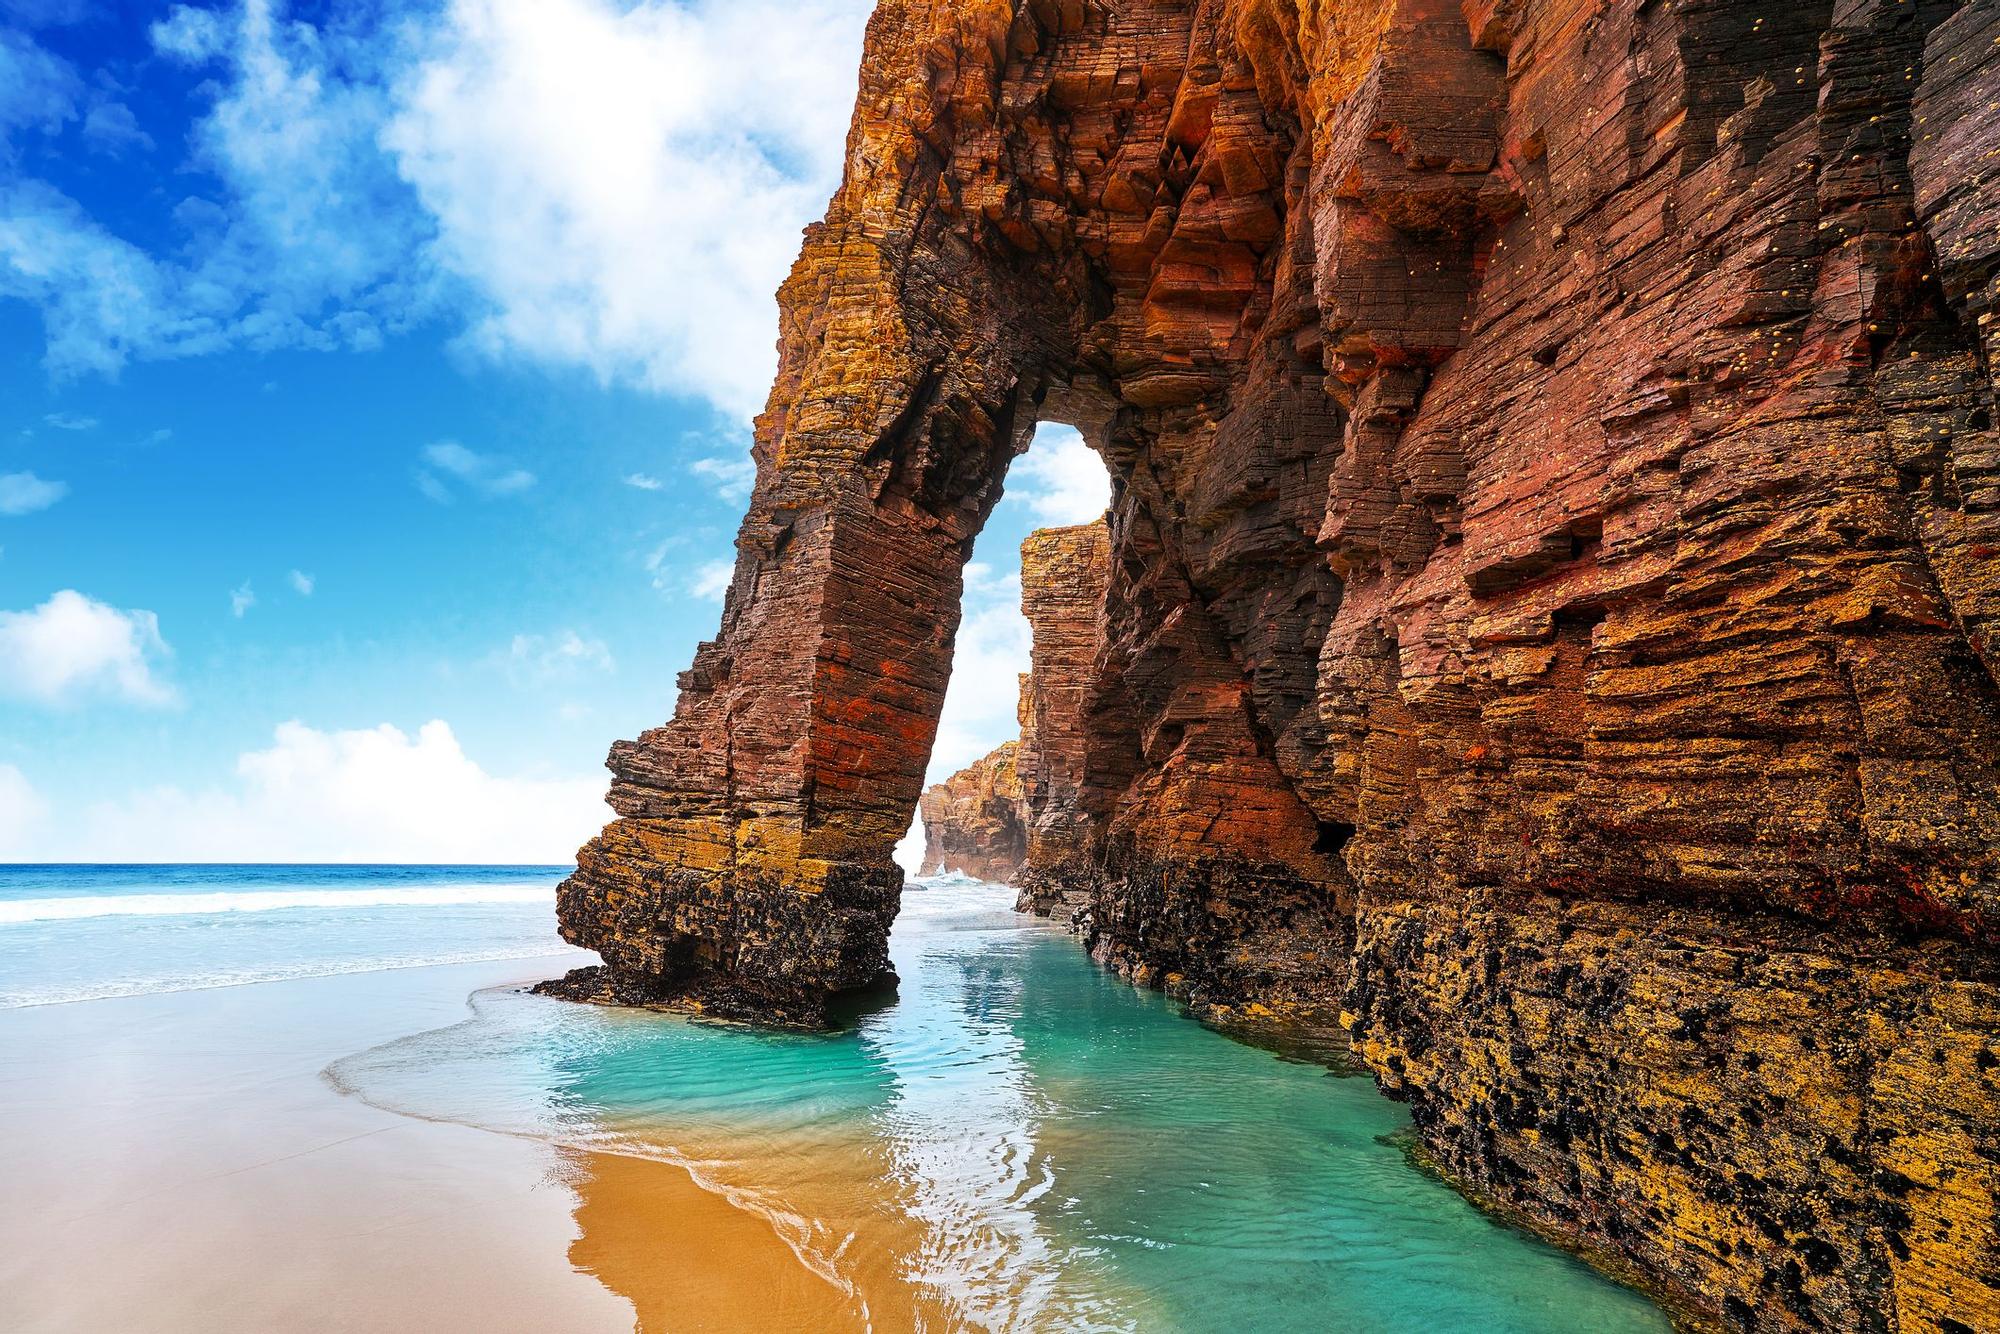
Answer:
551, 1, 2000, 1326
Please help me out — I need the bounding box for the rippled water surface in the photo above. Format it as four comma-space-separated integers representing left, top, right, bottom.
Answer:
333, 879, 1670, 1333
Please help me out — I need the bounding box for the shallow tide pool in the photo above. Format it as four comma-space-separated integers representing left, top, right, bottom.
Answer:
328, 878, 1670, 1332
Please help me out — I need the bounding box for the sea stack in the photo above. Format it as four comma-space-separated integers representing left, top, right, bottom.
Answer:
550, 1, 2000, 1326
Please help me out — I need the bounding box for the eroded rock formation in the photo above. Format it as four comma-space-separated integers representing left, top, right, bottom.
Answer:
554, 1, 2000, 1326
918, 740, 1027, 879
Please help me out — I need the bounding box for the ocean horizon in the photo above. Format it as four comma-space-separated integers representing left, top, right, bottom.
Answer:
0, 862, 575, 1008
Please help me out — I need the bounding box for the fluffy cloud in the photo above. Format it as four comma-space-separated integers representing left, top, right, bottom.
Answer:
0, 470, 65, 515
912, 425, 1109, 794
149, 4, 229, 62
415, 439, 535, 501
5, 1, 871, 418
288, 568, 314, 595
1012, 424, 1110, 525
927, 599, 1030, 786
0, 589, 175, 706
688, 558, 733, 601
691, 452, 756, 502
0, 25, 79, 143
622, 472, 663, 491
0, 765, 49, 850
41, 410, 94, 430
80, 101, 153, 155
385, 0, 871, 418
0, 720, 610, 862
230, 581, 255, 617
1, 5, 439, 382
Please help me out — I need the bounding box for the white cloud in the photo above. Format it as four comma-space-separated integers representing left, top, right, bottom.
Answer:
415, 439, 535, 501
230, 581, 255, 617
41, 410, 94, 430
689, 558, 733, 602
1, 719, 610, 862
385, 0, 871, 419
0, 765, 49, 850
80, 101, 153, 155
0, 470, 65, 515
691, 453, 755, 502
0, 589, 175, 706
7, 1, 870, 419
622, 472, 662, 491
927, 600, 1030, 787
0, 26, 78, 143
916, 429, 1106, 790
0, 5, 431, 382
150, 5, 230, 63
497, 629, 613, 684
1012, 424, 1109, 525
288, 568, 314, 595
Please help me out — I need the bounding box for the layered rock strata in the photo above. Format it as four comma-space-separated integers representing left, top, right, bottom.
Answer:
917, 740, 1027, 880
557, 1, 2000, 1326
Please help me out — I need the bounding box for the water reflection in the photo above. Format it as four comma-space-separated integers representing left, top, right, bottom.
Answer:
860, 898, 1140, 1329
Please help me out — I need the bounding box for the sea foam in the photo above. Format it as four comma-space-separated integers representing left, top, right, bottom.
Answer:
0, 884, 555, 924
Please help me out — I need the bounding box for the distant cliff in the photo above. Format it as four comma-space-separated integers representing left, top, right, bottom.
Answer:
918, 740, 1025, 881
554, 2, 2000, 1326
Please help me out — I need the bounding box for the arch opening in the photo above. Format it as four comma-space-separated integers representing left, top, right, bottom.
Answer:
903, 419, 1113, 882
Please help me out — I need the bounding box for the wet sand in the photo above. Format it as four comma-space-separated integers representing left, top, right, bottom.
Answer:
0, 954, 907, 1333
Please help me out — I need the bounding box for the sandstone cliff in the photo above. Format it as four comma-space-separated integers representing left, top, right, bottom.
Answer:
917, 740, 1027, 880
918, 522, 1111, 881
552, 2, 2000, 1327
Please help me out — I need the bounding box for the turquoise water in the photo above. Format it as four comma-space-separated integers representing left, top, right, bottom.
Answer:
0, 863, 568, 1006
331, 877, 1670, 1333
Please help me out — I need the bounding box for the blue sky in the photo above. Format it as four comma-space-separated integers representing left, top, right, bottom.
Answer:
0, 0, 1106, 862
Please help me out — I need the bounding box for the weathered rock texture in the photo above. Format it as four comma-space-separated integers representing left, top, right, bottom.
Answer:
918, 740, 1027, 879
1012, 522, 1112, 872
557, 1, 2000, 1326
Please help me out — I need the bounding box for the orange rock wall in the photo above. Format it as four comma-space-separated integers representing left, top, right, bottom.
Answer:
557, 2, 2000, 1325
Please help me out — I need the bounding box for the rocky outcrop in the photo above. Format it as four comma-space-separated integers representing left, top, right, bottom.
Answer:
917, 741, 1026, 880
1008, 522, 1109, 883
557, 1, 2000, 1326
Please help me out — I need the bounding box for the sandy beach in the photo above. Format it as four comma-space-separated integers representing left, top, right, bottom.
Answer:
0, 878, 1672, 1334
0, 948, 983, 1334
0, 955, 654, 1333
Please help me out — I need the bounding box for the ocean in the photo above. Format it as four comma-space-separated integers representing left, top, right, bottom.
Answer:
0, 863, 569, 1008
2, 864, 1668, 1330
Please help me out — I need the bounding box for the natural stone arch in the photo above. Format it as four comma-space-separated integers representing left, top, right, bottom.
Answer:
548, 3, 2000, 1327
551, 0, 1348, 1023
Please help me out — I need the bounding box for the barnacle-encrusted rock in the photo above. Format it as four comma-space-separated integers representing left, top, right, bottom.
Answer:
557, 2, 2000, 1325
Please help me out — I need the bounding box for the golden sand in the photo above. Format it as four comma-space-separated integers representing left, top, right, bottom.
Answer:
0, 955, 956, 1332
561, 1144, 971, 1332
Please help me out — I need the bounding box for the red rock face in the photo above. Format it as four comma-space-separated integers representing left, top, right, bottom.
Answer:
1012, 523, 1110, 869
555, 1, 2000, 1324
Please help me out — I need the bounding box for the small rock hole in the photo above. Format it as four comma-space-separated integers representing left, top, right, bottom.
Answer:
1315, 820, 1356, 854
